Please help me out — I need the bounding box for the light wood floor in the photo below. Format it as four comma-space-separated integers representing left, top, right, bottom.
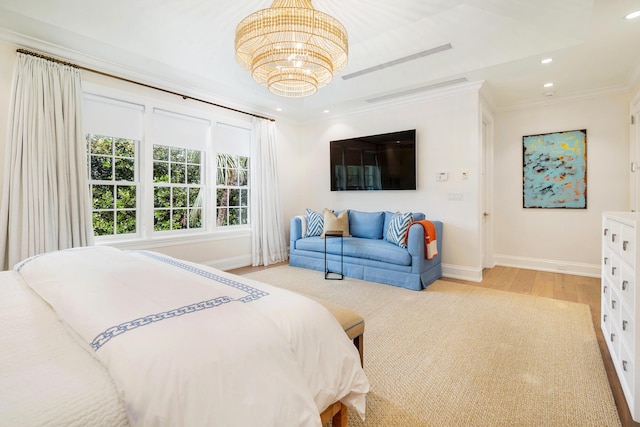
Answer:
230, 263, 638, 427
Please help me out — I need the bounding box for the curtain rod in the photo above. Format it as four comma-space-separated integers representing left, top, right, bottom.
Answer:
16, 48, 275, 122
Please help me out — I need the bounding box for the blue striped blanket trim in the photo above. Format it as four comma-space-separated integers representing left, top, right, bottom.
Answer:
90, 251, 269, 351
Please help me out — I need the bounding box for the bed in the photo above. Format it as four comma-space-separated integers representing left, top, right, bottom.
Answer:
0, 246, 369, 426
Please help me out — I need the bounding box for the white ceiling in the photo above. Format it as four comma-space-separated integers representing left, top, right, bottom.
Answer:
0, 0, 639, 121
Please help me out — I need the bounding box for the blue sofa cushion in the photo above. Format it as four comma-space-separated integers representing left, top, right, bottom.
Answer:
349, 210, 384, 239
305, 208, 324, 237
296, 237, 412, 266
387, 212, 413, 248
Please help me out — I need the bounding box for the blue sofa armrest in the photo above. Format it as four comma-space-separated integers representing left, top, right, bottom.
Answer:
290, 216, 303, 249
407, 220, 443, 273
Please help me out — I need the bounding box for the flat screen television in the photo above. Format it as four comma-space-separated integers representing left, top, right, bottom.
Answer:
330, 129, 416, 191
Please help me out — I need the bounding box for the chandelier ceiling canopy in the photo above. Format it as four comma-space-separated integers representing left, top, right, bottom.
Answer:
235, 0, 348, 98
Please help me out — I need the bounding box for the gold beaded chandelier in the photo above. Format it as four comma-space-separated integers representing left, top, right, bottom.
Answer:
235, 0, 348, 97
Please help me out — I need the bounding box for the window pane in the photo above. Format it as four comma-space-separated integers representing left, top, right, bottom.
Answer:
114, 158, 135, 181
187, 149, 201, 164
170, 164, 186, 184
93, 211, 114, 236
170, 147, 185, 163
154, 186, 171, 208
239, 156, 249, 169
238, 169, 248, 186
172, 209, 187, 229
189, 188, 201, 208
90, 135, 112, 155
226, 169, 238, 186
217, 168, 226, 186
153, 145, 169, 161
153, 161, 169, 183
217, 188, 227, 207
172, 187, 187, 208
116, 186, 136, 209
240, 189, 248, 205
116, 210, 136, 234
190, 209, 202, 228
240, 208, 248, 224
229, 189, 239, 206
217, 154, 226, 168
216, 208, 228, 226
91, 156, 112, 180
154, 209, 171, 231
115, 138, 135, 157
187, 165, 201, 184
229, 208, 241, 225
92, 185, 114, 209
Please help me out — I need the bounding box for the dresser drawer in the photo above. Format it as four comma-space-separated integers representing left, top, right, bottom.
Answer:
621, 303, 635, 353
620, 262, 636, 310
621, 223, 637, 268
621, 344, 635, 404
611, 286, 622, 329
604, 219, 622, 251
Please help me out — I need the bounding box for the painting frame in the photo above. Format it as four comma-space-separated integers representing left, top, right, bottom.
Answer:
522, 129, 587, 209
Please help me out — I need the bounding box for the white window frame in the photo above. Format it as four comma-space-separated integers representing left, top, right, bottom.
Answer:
82, 83, 253, 245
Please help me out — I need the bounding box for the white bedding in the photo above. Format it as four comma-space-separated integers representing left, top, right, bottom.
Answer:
0, 270, 129, 426
13, 246, 369, 426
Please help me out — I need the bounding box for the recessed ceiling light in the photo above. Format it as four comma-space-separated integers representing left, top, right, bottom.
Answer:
544, 82, 554, 88
625, 10, 640, 20
276, 107, 282, 112
323, 109, 330, 113
541, 58, 553, 64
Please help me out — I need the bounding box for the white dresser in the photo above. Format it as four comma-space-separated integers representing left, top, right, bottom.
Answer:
602, 211, 640, 421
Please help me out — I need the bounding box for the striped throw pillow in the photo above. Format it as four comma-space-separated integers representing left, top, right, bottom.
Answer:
387, 212, 413, 248
305, 208, 324, 237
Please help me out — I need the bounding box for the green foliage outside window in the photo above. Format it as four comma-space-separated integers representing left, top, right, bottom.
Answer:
87, 134, 137, 236
216, 153, 249, 227
153, 145, 203, 232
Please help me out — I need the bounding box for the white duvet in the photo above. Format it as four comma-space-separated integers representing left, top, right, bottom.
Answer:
0, 270, 129, 426
15, 246, 369, 426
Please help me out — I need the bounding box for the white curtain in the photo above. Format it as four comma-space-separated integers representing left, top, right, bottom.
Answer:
0, 52, 94, 270
250, 117, 288, 266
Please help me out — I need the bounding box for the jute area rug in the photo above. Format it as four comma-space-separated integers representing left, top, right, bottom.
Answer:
242, 265, 621, 427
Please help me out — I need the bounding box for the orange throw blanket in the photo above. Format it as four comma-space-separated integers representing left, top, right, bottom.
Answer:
404, 220, 438, 260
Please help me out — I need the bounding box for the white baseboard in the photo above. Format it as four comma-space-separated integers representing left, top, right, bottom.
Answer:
204, 255, 252, 271
442, 264, 483, 282
494, 254, 600, 278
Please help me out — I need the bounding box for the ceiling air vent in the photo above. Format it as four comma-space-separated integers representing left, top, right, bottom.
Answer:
342, 43, 453, 80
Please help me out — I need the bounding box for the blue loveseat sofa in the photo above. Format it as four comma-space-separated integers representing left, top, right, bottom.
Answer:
289, 210, 443, 291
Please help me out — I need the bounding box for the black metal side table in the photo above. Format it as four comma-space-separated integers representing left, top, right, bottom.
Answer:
324, 230, 344, 280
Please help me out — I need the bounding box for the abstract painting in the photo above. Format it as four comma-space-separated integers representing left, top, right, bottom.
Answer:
522, 129, 587, 209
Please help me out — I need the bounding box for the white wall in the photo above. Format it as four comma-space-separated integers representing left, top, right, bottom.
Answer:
278, 83, 486, 280
493, 93, 631, 276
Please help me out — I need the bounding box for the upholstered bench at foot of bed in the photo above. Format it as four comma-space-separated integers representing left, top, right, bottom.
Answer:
309, 296, 365, 367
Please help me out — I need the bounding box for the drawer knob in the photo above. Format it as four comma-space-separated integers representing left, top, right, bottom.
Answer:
612, 233, 617, 243
603, 285, 608, 294
604, 314, 608, 322
612, 267, 617, 276
623, 240, 629, 251
604, 228, 609, 236
612, 300, 617, 309
623, 360, 629, 372
623, 280, 628, 291
623, 320, 628, 331
604, 257, 609, 265
611, 333, 616, 342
